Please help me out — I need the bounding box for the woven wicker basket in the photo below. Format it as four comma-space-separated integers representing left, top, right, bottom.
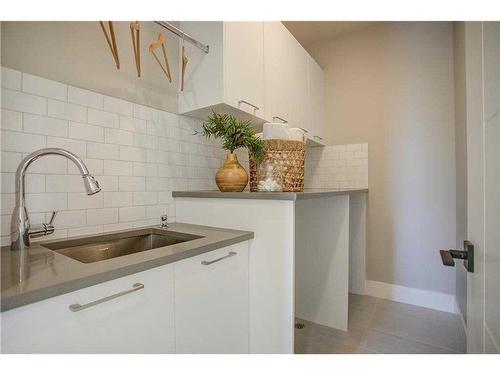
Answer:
249, 139, 306, 192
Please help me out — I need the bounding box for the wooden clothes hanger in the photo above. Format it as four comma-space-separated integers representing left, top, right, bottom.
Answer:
130, 22, 141, 77
149, 32, 172, 82
99, 21, 120, 69
181, 34, 189, 92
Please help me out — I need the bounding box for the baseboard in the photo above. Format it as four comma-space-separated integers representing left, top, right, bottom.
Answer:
364, 280, 457, 314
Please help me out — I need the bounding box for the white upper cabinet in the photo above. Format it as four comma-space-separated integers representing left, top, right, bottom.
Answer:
179, 21, 326, 146
224, 22, 265, 118
264, 22, 325, 145
307, 55, 327, 144
263, 22, 294, 125
178, 22, 265, 124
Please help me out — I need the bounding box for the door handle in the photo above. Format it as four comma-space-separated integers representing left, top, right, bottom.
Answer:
69, 283, 144, 312
201, 251, 237, 265
238, 100, 259, 111
439, 240, 474, 272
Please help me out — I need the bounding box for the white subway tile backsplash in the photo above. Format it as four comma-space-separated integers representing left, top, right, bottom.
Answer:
48, 99, 86, 122
134, 133, 158, 149
133, 191, 158, 206
86, 208, 119, 225
119, 176, 146, 191
87, 142, 119, 160
22, 73, 67, 101
68, 192, 103, 210
67, 158, 103, 175
103, 222, 133, 232
24, 113, 68, 137
24, 154, 67, 174
69, 122, 104, 142
103, 160, 134, 176
52, 210, 86, 229
119, 145, 146, 162
1, 109, 22, 131
1, 67, 21, 90
133, 162, 157, 177
120, 115, 147, 133
68, 86, 104, 109
104, 96, 133, 116
1, 130, 46, 153
46, 174, 88, 192
1, 194, 15, 215
119, 206, 146, 222
104, 192, 133, 207
304, 144, 368, 190
68, 225, 103, 237
94, 176, 119, 192
2, 88, 47, 115
1, 152, 22, 172
1, 173, 45, 194
25, 193, 67, 213
133, 103, 158, 122
105, 128, 134, 146
47, 136, 86, 157
88, 108, 119, 128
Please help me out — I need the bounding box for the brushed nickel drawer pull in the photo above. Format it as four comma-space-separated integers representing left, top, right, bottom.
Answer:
201, 251, 237, 265
69, 283, 144, 312
314, 135, 323, 140
272, 116, 288, 124
238, 100, 259, 111
298, 127, 309, 133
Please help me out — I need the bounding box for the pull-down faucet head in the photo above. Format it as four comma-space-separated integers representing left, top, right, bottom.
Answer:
10, 148, 102, 251
83, 174, 101, 195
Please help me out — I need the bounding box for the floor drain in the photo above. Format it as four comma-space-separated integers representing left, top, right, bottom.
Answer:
295, 322, 305, 329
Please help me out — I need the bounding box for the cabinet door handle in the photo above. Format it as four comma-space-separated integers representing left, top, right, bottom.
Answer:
298, 127, 309, 133
238, 100, 259, 111
272, 116, 288, 124
314, 135, 323, 140
69, 283, 144, 312
201, 251, 237, 265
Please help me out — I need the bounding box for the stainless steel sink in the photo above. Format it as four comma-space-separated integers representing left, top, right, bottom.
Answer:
40, 228, 202, 264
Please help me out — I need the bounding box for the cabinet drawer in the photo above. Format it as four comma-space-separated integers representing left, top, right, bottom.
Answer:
1, 264, 175, 353
174, 242, 249, 353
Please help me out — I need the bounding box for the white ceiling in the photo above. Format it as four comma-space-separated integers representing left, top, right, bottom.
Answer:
283, 21, 378, 48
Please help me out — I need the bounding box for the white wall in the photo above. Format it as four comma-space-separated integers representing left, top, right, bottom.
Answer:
1, 22, 180, 113
308, 22, 457, 294
0, 67, 225, 246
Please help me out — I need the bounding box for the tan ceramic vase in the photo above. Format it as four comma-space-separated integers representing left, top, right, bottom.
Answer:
215, 153, 248, 192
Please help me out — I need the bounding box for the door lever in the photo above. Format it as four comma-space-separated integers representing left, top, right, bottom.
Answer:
439, 240, 474, 273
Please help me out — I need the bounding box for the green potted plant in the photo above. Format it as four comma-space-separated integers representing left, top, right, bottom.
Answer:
199, 112, 265, 192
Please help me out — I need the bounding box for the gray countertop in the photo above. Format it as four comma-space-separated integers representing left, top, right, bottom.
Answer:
172, 188, 368, 201
1, 223, 253, 312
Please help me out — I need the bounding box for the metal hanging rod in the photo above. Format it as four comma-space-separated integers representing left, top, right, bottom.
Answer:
154, 21, 209, 54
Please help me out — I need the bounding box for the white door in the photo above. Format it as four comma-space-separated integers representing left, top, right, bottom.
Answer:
307, 55, 327, 142
174, 242, 249, 353
464, 21, 500, 354
224, 22, 265, 118
264, 22, 293, 125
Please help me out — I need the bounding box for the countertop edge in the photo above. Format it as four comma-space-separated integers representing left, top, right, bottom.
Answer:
1, 231, 253, 312
172, 189, 368, 201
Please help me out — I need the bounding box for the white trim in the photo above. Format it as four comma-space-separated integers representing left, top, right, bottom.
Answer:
364, 280, 458, 314
485, 323, 500, 353
455, 296, 467, 332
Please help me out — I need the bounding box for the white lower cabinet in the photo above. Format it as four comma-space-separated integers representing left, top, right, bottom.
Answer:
174, 242, 249, 353
1, 241, 250, 354
1, 263, 175, 353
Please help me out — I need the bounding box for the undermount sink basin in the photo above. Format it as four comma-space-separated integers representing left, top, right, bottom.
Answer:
41, 227, 202, 264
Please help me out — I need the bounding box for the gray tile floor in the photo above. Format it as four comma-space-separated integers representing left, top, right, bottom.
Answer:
295, 294, 466, 354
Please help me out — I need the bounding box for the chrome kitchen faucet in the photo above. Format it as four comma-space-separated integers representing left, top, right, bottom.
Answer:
10, 148, 101, 251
